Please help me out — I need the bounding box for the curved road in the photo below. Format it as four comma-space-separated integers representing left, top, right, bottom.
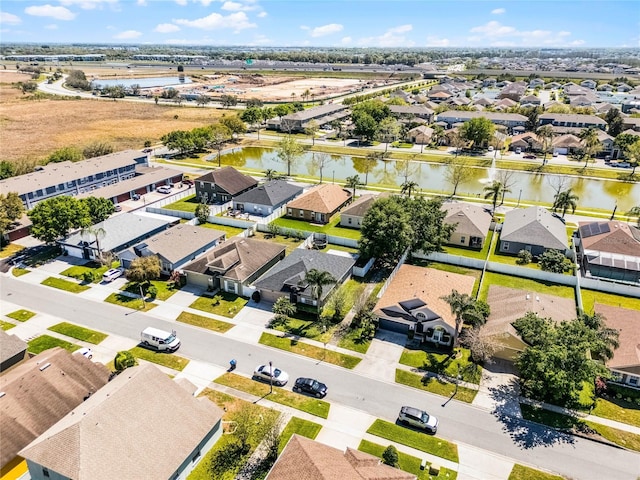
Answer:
2, 276, 638, 480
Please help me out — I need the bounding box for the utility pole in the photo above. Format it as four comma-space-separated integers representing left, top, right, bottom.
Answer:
269, 361, 273, 394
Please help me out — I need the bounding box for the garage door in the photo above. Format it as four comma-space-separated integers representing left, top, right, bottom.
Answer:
554, 147, 568, 155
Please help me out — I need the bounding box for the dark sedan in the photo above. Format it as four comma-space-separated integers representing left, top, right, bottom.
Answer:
293, 377, 327, 398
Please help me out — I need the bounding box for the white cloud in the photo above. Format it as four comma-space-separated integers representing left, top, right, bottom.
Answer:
175, 0, 188, 5
25, 5, 76, 20
425, 35, 450, 47
257, 11, 267, 18
137, 0, 147, 5
59, 0, 117, 10
174, 11, 256, 32
45, 24, 58, 30
154, 23, 180, 33
358, 24, 414, 47
341, 36, 352, 45
491, 8, 506, 15
0, 11, 22, 24
569, 39, 585, 46
221, 1, 257, 11
114, 29, 142, 39
309, 23, 343, 37
468, 21, 583, 46
470, 20, 515, 36
196, 0, 215, 5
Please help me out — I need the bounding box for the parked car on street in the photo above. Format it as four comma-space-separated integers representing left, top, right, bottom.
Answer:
515, 147, 522, 154
253, 364, 289, 386
398, 406, 438, 434
293, 377, 327, 398
523, 154, 536, 159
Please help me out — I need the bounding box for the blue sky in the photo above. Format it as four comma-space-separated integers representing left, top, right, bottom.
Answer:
0, 0, 638, 48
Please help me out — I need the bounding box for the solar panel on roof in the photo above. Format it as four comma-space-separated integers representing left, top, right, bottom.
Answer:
580, 222, 610, 238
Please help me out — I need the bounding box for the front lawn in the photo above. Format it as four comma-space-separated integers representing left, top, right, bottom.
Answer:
321, 278, 366, 322
278, 417, 323, 454
271, 314, 337, 343
508, 464, 565, 480
164, 194, 199, 213
214, 372, 330, 418
271, 215, 362, 240
6, 309, 36, 322
478, 272, 575, 302
0, 320, 17, 330
176, 311, 234, 333
359, 440, 457, 480
28, 334, 79, 354
189, 292, 248, 318
581, 289, 640, 313
590, 385, 640, 428
337, 327, 372, 354
399, 347, 481, 384
0, 243, 24, 259
128, 346, 190, 371
48, 322, 108, 344
121, 280, 181, 301
41, 277, 90, 293
104, 292, 157, 310
395, 369, 477, 403
366, 419, 459, 463
12, 267, 30, 277
259, 332, 361, 369
60, 261, 115, 283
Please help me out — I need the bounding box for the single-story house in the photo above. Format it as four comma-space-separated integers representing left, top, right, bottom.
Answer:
374, 264, 475, 345
0, 329, 28, 373
499, 206, 568, 256
497, 81, 527, 101
339, 194, 382, 229
481, 286, 578, 361
510, 132, 543, 152
266, 435, 415, 480
232, 180, 303, 216
596, 304, 640, 389
442, 202, 492, 249
195, 167, 258, 204
285, 183, 352, 224
19, 364, 225, 480
0, 348, 110, 479
279, 104, 350, 133
119, 224, 226, 275
253, 249, 355, 309
182, 237, 286, 296
406, 125, 434, 145
576, 221, 640, 283
580, 79, 597, 90
520, 95, 541, 106
59, 213, 174, 261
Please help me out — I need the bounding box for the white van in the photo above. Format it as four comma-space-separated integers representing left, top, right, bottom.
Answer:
141, 327, 181, 352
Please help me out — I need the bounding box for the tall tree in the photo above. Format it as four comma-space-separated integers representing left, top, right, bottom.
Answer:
240, 107, 263, 139
81, 226, 107, 262
359, 196, 413, 264
304, 120, 320, 146
210, 123, 232, 167
302, 269, 337, 318
219, 114, 246, 139
444, 157, 474, 196
47, 146, 83, 164
276, 135, 305, 176
81, 197, 115, 224
378, 117, 400, 151
552, 188, 579, 218
126, 255, 161, 287
579, 312, 619, 362
441, 289, 484, 348
623, 139, 640, 175
459, 117, 495, 148
0, 192, 25, 240
28, 196, 91, 243
344, 175, 361, 198
536, 125, 555, 165
353, 112, 378, 143
401, 180, 419, 198
578, 127, 602, 168
310, 153, 330, 183
483, 180, 509, 214
605, 108, 624, 137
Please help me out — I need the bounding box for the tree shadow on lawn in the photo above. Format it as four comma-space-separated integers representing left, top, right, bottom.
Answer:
490, 382, 575, 449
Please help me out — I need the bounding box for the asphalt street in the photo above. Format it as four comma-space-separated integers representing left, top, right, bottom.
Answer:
2, 276, 638, 480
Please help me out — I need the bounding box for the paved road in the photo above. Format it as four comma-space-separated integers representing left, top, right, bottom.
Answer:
2, 276, 638, 480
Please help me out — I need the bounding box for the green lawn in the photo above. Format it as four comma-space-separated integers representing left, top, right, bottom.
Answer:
6, 309, 36, 322
508, 464, 565, 480
253, 232, 304, 254
41, 277, 90, 293
60, 261, 115, 283
129, 346, 190, 371
164, 194, 199, 213
443, 230, 493, 260
399, 347, 481, 384
189, 292, 248, 318
322, 278, 366, 322
104, 292, 157, 310
259, 332, 361, 369
478, 272, 576, 303
0, 243, 24, 259
12, 267, 30, 277
590, 395, 640, 428
581, 289, 640, 313
176, 311, 234, 333
278, 417, 323, 454
395, 369, 478, 403
121, 280, 181, 301
199, 222, 246, 237
337, 327, 372, 354
366, 419, 459, 463
271, 314, 337, 343
324, 243, 360, 254
28, 334, 79, 354
271, 215, 362, 240
47, 322, 108, 344
0, 320, 17, 330
214, 372, 330, 418
359, 440, 457, 480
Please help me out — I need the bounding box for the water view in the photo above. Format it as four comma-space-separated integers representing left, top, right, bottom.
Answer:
91, 76, 192, 88
215, 147, 639, 211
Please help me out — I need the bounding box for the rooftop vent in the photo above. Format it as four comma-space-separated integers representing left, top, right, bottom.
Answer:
39, 363, 51, 371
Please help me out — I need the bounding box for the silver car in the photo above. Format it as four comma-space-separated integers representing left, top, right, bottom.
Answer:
253, 364, 289, 386
398, 406, 438, 434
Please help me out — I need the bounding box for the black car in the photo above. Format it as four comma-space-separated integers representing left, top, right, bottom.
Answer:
293, 377, 327, 398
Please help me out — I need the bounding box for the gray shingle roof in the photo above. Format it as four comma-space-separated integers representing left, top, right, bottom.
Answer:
138, 224, 226, 264
442, 202, 492, 238
340, 194, 380, 218
0, 329, 27, 369
501, 206, 568, 250
196, 167, 258, 195
233, 180, 303, 207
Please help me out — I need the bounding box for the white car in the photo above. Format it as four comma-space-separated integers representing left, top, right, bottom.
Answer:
102, 268, 124, 282
75, 347, 93, 360
156, 186, 172, 194
398, 406, 438, 434
253, 364, 289, 386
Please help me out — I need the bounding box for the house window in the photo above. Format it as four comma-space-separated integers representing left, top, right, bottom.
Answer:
460, 236, 466, 244
287, 209, 292, 215
299, 210, 304, 217
43, 468, 50, 478
348, 218, 352, 224
502, 241, 510, 251
630, 376, 639, 386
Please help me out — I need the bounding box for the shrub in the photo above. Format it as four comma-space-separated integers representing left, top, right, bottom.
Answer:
147, 285, 158, 299
114, 350, 137, 372
516, 249, 532, 265
539, 249, 569, 273
382, 445, 399, 467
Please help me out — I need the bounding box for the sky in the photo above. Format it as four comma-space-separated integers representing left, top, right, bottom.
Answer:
0, 0, 638, 48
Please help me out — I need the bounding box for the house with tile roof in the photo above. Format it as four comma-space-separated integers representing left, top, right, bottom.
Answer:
19, 364, 224, 480
232, 180, 303, 216
576, 221, 640, 283
339, 194, 384, 229
596, 304, 640, 388
195, 167, 258, 204
499, 206, 568, 256
119, 224, 226, 275
442, 202, 492, 249
182, 237, 286, 295
374, 264, 475, 345
253, 249, 355, 308
406, 125, 435, 145
0, 329, 28, 373
0, 348, 110, 479
285, 183, 352, 224
266, 435, 415, 480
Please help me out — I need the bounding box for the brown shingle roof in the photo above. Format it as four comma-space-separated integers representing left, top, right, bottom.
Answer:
442, 202, 492, 238
143, 224, 225, 264
374, 265, 476, 330
579, 221, 640, 256
195, 166, 258, 195
340, 194, 382, 218
0, 348, 111, 469
266, 435, 415, 480
19, 364, 224, 480
286, 184, 352, 215
596, 304, 640, 371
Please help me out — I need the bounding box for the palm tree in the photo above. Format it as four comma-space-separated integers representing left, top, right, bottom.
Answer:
345, 175, 361, 198
264, 169, 278, 181
627, 206, 640, 227
579, 312, 619, 362
302, 88, 311, 104
81, 226, 107, 263
536, 125, 554, 165
578, 127, 601, 168
301, 269, 336, 319
440, 290, 483, 348
552, 188, 579, 218
401, 180, 419, 198
483, 180, 509, 215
